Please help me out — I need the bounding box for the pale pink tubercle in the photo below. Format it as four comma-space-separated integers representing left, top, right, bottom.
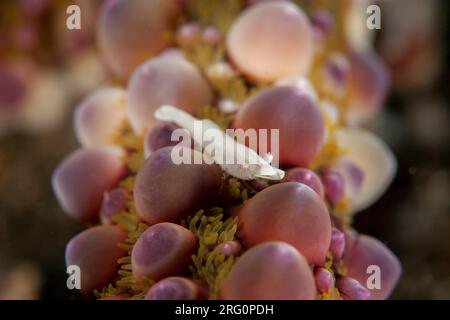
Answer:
97, 0, 181, 80
127, 50, 213, 135
52, 146, 126, 223
237, 182, 331, 266
275, 76, 318, 102
217, 241, 244, 257
320, 168, 345, 207
131, 223, 198, 282
145, 277, 207, 300
329, 227, 346, 261
220, 242, 316, 300
343, 234, 401, 300
335, 157, 365, 205
100, 187, 131, 225
176, 22, 202, 46
336, 276, 371, 300
74, 87, 127, 147
143, 121, 186, 159
283, 167, 325, 199
314, 267, 334, 294
233, 86, 325, 168
65, 225, 127, 295
227, 1, 313, 83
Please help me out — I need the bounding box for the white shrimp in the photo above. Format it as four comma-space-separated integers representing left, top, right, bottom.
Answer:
154, 105, 285, 180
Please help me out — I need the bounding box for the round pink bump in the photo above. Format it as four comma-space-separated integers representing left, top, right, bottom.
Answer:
145, 277, 206, 300
127, 51, 213, 134
131, 223, 198, 281
343, 234, 401, 300
217, 241, 244, 257
52, 147, 126, 223
233, 86, 325, 168
330, 227, 346, 261
314, 267, 334, 294
220, 242, 316, 300
237, 182, 331, 265
176, 22, 202, 45
284, 168, 325, 198
100, 187, 131, 225
336, 276, 371, 300
320, 168, 345, 206
202, 26, 221, 44
74, 87, 126, 147
65, 225, 127, 295
143, 121, 193, 158
134, 147, 223, 225
336, 158, 365, 202
97, 0, 181, 80
227, 1, 313, 82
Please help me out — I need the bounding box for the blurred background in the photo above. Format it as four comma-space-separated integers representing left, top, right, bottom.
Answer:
0, 0, 448, 299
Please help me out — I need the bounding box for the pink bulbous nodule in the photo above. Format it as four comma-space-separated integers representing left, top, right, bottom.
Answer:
145, 277, 207, 300
131, 223, 198, 281
343, 234, 401, 300
52, 147, 126, 223
330, 227, 346, 261
323, 53, 350, 93
233, 86, 325, 168
237, 182, 331, 265
314, 267, 334, 294
202, 26, 221, 44
336, 158, 365, 202
217, 241, 244, 257
284, 167, 325, 198
127, 51, 213, 134
227, 1, 313, 83
134, 147, 224, 225
97, 0, 181, 80
176, 22, 202, 46
320, 168, 345, 206
65, 225, 127, 295
336, 276, 371, 300
73, 87, 126, 147
143, 121, 194, 158
220, 241, 316, 300
100, 187, 131, 225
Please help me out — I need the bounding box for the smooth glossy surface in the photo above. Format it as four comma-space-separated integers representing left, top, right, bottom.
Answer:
227, 1, 313, 83
233, 86, 325, 167
284, 168, 325, 198
220, 242, 316, 299
134, 147, 223, 225
144, 277, 206, 300
131, 223, 198, 281
343, 234, 401, 300
97, 0, 180, 80
52, 147, 126, 223
127, 51, 213, 134
237, 182, 331, 265
65, 225, 127, 295
74, 87, 126, 147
